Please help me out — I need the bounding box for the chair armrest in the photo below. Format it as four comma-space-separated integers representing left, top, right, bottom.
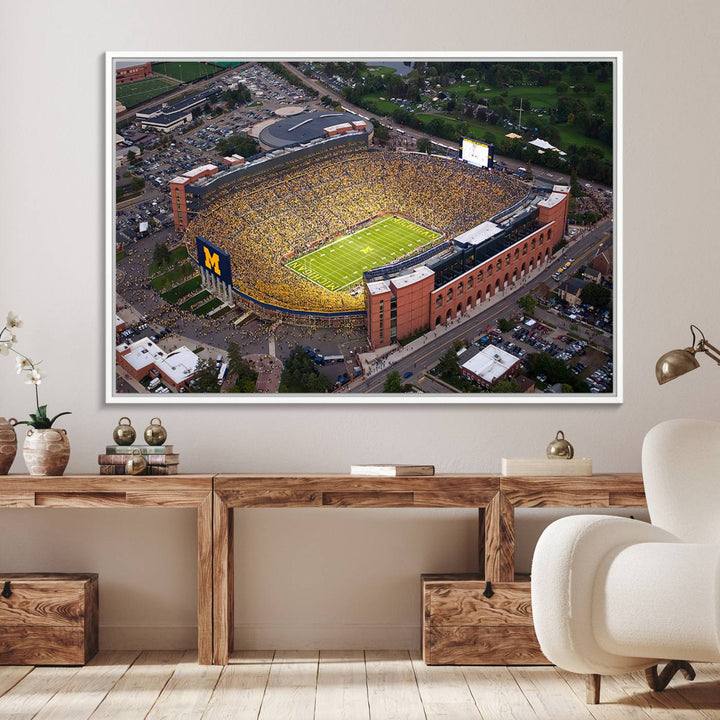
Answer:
531, 515, 679, 674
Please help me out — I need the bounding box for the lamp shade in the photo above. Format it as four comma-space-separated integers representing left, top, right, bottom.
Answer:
655, 348, 700, 385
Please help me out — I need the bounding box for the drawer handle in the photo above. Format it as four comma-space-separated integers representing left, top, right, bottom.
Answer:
1, 581, 10, 599
483, 581, 494, 599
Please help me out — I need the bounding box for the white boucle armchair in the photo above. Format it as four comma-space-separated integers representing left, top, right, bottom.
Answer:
531, 418, 720, 703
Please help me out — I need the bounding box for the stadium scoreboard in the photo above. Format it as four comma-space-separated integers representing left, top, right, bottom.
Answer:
460, 137, 494, 169
196, 236, 233, 285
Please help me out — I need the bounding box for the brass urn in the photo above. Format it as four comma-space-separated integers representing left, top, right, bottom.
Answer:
546, 430, 574, 459
112, 417, 136, 446
125, 449, 147, 475
144, 417, 167, 446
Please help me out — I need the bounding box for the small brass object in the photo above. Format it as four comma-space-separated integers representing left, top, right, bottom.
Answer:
546, 430, 574, 459
112, 417, 136, 446
125, 448, 147, 475
144, 417, 167, 446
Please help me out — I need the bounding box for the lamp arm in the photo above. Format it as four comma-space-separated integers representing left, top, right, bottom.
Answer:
698, 339, 720, 365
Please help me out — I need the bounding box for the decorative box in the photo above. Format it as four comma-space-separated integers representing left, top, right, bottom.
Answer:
0, 573, 98, 665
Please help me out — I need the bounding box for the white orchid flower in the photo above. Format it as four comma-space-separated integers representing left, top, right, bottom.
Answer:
0, 341, 10, 356
25, 368, 45, 385
16, 356, 33, 373
6, 312, 22, 329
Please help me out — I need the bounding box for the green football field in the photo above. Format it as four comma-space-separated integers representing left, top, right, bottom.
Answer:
285, 216, 441, 292
116, 77, 178, 108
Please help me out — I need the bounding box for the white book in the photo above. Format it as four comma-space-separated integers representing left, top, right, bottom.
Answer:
501, 457, 592, 476
350, 464, 435, 477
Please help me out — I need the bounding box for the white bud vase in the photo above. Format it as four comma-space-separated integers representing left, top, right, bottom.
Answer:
22, 428, 70, 476
0, 417, 17, 475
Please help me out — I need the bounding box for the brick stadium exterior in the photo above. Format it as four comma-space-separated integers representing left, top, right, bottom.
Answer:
365, 186, 570, 349
173, 132, 561, 337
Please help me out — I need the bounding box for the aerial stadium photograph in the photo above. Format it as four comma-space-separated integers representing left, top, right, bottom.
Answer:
108, 53, 620, 402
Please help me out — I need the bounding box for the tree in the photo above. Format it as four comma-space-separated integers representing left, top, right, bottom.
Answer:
518, 294, 537, 316
416, 137, 432, 154
152, 242, 171, 267
126, 150, 137, 165
491, 378, 522, 393
436, 348, 460, 381
222, 84, 251, 108
383, 371, 406, 393
130, 175, 145, 193
187, 358, 221, 393
279, 346, 333, 393
497, 318, 515, 332
227, 342, 258, 393
579, 283, 612, 310
371, 119, 390, 145
215, 135, 259, 158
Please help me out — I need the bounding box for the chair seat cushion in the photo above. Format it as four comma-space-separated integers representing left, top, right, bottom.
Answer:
594, 542, 720, 662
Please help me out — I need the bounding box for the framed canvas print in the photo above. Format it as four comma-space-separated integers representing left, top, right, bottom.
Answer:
106, 52, 621, 403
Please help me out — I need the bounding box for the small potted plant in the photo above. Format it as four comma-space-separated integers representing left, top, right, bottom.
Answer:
1, 312, 71, 476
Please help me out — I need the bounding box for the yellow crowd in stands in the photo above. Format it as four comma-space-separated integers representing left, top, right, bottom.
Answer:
185, 146, 525, 314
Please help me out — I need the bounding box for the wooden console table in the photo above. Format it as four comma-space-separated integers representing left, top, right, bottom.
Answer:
212, 473, 646, 665
1, 473, 647, 666
0, 475, 214, 665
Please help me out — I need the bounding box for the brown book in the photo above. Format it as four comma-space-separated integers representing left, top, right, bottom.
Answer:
98, 464, 127, 475
98, 453, 179, 466
146, 465, 179, 475
98, 464, 179, 475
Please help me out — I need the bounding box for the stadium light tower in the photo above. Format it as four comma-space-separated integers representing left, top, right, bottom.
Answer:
518, 97, 523, 129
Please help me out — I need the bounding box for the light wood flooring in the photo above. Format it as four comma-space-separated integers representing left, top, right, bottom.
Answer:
0, 650, 718, 719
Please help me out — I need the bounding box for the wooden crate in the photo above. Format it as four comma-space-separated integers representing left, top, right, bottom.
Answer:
422, 573, 548, 665
0, 573, 98, 665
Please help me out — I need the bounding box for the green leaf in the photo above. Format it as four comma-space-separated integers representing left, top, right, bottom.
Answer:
48, 411, 72, 427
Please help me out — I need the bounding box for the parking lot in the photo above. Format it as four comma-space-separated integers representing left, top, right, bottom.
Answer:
461, 318, 613, 393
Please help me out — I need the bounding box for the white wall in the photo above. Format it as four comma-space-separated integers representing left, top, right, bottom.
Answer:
1, 0, 719, 649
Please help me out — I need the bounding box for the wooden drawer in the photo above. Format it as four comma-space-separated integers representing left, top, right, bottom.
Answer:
422, 573, 548, 665
0, 573, 98, 665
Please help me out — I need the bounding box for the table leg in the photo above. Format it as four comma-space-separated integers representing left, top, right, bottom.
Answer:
213, 492, 234, 665
483, 492, 515, 582
197, 493, 213, 665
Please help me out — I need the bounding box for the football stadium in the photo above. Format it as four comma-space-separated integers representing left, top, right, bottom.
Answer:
180, 131, 539, 333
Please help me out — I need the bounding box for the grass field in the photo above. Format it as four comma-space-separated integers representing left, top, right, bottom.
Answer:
151, 61, 225, 82
116, 77, 178, 108
286, 216, 441, 292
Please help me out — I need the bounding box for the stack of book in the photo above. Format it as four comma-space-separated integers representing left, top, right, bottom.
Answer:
98, 445, 180, 475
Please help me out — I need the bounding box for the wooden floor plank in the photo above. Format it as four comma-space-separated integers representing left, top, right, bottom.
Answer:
0, 665, 80, 719
671, 664, 720, 720
88, 650, 184, 720
314, 650, 369, 720
0, 652, 716, 720
0, 667, 33, 698
602, 670, 702, 719
409, 649, 483, 719
555, 668, 653, 719
510, 666, 596, 720
257, 651, 318, 720
33, 651, 140, 720
202, 651, 273, 720
145, 649, 223, 720
365, 650, 425, 720
462, 665, 538, 720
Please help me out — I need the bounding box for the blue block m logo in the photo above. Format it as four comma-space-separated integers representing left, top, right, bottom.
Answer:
203, 247, 221, 275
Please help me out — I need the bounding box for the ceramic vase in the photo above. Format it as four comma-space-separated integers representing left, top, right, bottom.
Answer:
22, 428, 70, 476
0, 417, 17, 475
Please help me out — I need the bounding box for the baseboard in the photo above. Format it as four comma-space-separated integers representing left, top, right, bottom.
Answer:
100, 623, 421, 650
100, 625, 198, 650
233, 623, 421, 650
